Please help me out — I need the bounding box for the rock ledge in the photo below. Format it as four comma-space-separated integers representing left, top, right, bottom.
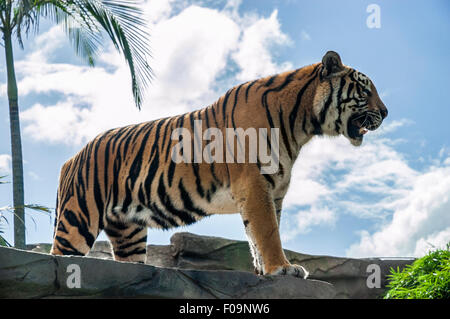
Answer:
2, 232, 414, 299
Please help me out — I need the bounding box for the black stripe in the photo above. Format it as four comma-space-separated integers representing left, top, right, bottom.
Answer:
231, 83, 244, 129
56, 220, 68, 234
131, 119, 161, 212
192, 163, 205, 198
335, 77, 345, 133
311, 116, 322, 135
137, 185, 146, 206
319, 80, 333, 124
122, 124, 157, 214
259, 70, 299, 128
105, 215, 129, 230
261, 92, 275, 128
63, 210, 95, 248
108, 127, 136, 212
102, 135, 115, 230
361, 84, 372, 96
125, 227, 145, 240
264, 74, 277, 87
210, 162, 221, 186
144, 215, 167, 229
211, 105, 219, 127
92, 136, 105, 231
110, 150, 122, 211
165, 114, 185, 162
222, 88, 234, 122
143, 148, 160, 204
264, 69, 298, 94
55, 236, 84, 256
75, 152, 90, 226
206, 182, 217, 202
262, 172, 275, 187
257, 161, 275, 187
117, 235, 147, 250
178, 179, 208, 217
159, 117, 171, 155
193, 110, 203, 163
150, 203, 178, 228
167, 160, 176, 187
346, 82, 354, 100
356, 83, 362, 96
123, 124, 143, 156
245, 80, 258, 103
82, 146, 91, 189
288, 67, 320, 136
104, 227, 122, 238
204, 107, 211, 128
278, 108, 293, 160
301, 108, 307, 135
114, 247, 147, 258
157, 174, 196, 225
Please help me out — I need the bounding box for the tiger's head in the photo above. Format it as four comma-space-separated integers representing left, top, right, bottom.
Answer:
313, 51, 388, 146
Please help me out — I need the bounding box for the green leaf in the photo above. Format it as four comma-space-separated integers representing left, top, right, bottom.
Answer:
384, 244, 450, 299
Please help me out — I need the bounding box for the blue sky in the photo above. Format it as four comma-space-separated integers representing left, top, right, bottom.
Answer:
0, 0, 449, 257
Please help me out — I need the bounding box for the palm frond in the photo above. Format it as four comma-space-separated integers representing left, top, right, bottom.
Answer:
36, 0, 153, 108
0, 219, 12, 247
13, 0, 69, 48
73, 0, 153, 109
0, 175, 9, 184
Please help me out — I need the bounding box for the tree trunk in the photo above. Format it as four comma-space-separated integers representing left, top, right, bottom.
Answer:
4, 30, 26, 249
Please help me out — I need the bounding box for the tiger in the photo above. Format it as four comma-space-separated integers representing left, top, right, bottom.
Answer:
50, 51, 388, 278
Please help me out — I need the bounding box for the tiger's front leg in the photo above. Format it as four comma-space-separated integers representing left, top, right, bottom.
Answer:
236, 178, 308, 278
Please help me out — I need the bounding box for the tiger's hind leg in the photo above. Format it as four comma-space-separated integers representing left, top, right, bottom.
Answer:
104, 223, 148, 263
51, 208, 99, 256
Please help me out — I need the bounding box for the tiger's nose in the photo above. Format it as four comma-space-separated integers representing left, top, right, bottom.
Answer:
380, 107, 388, 119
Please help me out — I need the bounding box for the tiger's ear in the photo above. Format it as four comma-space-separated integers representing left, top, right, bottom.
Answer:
321, 51, 344, 79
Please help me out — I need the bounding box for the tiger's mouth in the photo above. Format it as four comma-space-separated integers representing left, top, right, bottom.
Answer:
347, 112, 382, 142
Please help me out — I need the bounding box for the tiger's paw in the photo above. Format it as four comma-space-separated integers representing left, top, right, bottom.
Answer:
267, 264, 309, 279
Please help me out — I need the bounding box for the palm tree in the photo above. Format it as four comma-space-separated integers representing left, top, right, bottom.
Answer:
0, 0, 152, 249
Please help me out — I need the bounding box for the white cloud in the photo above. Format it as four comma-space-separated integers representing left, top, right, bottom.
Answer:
232, 9, 293, 81
21, 101, 88, 145
284, 129, 417, 217
300, 30, 311, 41
28, 171, 40, 180
144, 0, 176, 24
0, 154, 11, 174
346, 162, 450, 258
26, 25, 67, 63
414, 227, 450, 256
291, 206, 336, 237
281, 205, 337, 242
13, 0, 291, 146
281, 119, 450, 258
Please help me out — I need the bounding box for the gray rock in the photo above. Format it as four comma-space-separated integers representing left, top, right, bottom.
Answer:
11, 232, 414, 299
146, 232, 415, 299
0, 246, 335, 299
0, 245, 56, 298
26, 243, 52, 254
86, 241, 113, 259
